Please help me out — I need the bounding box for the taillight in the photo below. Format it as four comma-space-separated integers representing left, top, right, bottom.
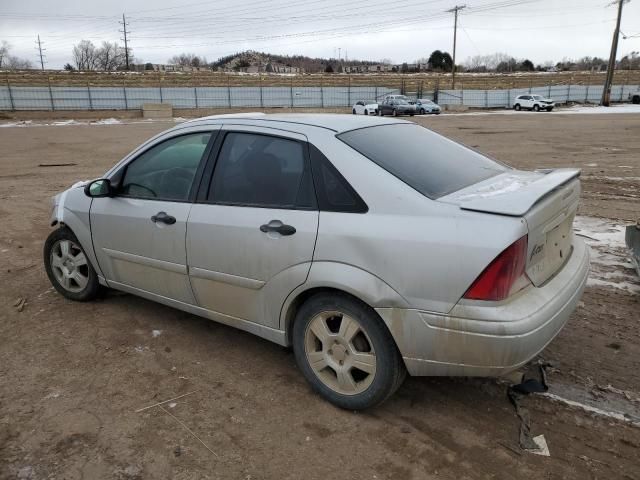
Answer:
463, 235, 530, 301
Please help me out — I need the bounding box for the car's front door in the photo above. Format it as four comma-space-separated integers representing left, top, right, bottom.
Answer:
90, 128, 218, 304
186, 126, 319, 330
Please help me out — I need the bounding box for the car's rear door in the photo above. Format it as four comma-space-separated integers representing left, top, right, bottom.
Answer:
186, 125, 319, 330
90, 127, 219, 304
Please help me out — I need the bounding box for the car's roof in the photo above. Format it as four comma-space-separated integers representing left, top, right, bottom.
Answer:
181, 113, 410, 133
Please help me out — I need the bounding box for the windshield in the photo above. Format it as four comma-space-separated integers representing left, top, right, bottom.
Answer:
532, 95, 543, 100
419, 99, 434, 105
395, 99, 409, 105
338, 124, 507, 199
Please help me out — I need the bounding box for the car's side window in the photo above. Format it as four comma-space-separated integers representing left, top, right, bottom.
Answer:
119, 132, 212, 201
207, 132, 315, 209
309, 144, 368, 213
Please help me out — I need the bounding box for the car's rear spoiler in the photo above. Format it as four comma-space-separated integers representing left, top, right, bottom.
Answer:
458, 168, 581, 216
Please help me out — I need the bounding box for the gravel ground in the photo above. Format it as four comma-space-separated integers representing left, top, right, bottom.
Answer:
0, 109, 639, 479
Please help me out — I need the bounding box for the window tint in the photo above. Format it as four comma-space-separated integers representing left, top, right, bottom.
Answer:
120, 132, 212, 201
208, 132, 314, 209
338, 124, 507, 199
309, 144, 367, 213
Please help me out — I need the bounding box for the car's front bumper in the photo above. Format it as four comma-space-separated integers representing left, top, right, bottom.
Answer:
376, 237, 589, 377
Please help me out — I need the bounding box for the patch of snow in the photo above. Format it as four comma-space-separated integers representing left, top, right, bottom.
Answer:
152, 329, 162, 338
558, 104, 640, 115
173, 117, 187, 122
0, 120, 32, 128
584, 163, 598, 167
91, 118, 121, 125
574, 216, 640, 293
51, 119, 79, 126
168, 402, 177, 408
44, 391, 61, 399
541, 392, 640, 425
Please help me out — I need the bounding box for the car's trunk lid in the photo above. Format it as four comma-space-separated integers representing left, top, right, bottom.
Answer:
439, 169, 581, 286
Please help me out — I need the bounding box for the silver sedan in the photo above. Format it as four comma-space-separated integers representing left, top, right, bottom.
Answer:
45, 114, 589, 409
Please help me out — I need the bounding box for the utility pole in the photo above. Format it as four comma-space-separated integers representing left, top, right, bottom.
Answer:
119, 13, 131, 70
601, 0, 628, 106
36, 35, 46, 71
446, 4, 466, 89
338, 47, 341, 61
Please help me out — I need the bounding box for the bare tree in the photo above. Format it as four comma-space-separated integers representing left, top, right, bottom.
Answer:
0, 40, 9, 69
0, 42, 33, 70
96, 41, 126, 71
73, 40, 99, 71
4, 55, 33, 70
168, 53, 206, 67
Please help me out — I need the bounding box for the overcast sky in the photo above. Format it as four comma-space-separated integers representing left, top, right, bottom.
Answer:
2, 0, 640, 68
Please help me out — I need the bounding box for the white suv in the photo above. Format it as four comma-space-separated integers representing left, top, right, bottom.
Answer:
513, 94, 555, 112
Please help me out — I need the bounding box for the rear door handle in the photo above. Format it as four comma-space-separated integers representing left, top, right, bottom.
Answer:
260, 220, 296, 236
151, 211, 176, 225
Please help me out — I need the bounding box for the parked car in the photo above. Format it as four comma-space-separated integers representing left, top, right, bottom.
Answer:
414, 99, 441, 115
378, 98, 416, 116
45, 114, 589, 410
629, 90, 640, 104
383, 94, 411, 102
513, 94, 555, 111
352, 100, 378, 116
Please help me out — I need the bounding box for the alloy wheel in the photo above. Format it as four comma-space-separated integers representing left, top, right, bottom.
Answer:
304, 310, 376, 395
49, 239, 89, 293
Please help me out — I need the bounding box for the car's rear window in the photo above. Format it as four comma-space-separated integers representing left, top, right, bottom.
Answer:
337, 123, 507, 199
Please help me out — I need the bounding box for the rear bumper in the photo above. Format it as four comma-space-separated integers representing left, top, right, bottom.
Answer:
376, 237, 589, 377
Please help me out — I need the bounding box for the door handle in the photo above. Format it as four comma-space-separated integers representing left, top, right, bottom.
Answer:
151, 211, 176, 225
260, 220, 296, 236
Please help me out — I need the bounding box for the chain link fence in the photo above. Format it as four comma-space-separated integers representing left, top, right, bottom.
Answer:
0, 83, 637, 111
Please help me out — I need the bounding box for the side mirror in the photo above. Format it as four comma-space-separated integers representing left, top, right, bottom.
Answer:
84, 178, 113, 198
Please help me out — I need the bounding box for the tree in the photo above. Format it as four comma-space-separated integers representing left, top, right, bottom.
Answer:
324, 63, 334, 73
95, 41, 126, 71
427, 50, 453, 72
401, 62, 409, 73
265, 62, 273, 73
519, 59, 535, 71
0, 41, 33, 70
168, 53, 206, 68
0, 41, 9, 69
63, 63, 75, 71
73, 40, 98, 70
145, 62, 154, 70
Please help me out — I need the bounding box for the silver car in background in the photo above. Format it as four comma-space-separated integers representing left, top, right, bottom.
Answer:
45, 114, 589, 409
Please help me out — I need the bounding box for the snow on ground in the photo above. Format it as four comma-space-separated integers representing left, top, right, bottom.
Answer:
573, 216, 640, 294
429, 103, 640, 117
0, 118, 177, 128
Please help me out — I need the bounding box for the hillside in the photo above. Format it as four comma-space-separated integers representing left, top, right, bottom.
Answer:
210, 50, 379, 73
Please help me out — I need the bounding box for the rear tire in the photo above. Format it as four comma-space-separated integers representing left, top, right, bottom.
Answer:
352, 109, 356, 115
364, 109, 368, 116
392, 109, 398, 117
44, 227, 100, 302
420, 108, 425, 114
632, 95, 640, 104
292, 293, 406, 410
514, 104, 521, 111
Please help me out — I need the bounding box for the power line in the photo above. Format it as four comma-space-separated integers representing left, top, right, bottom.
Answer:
446, 4, 466, 89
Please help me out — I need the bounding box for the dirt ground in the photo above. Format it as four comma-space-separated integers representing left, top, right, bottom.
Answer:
1, 110, 639, 479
